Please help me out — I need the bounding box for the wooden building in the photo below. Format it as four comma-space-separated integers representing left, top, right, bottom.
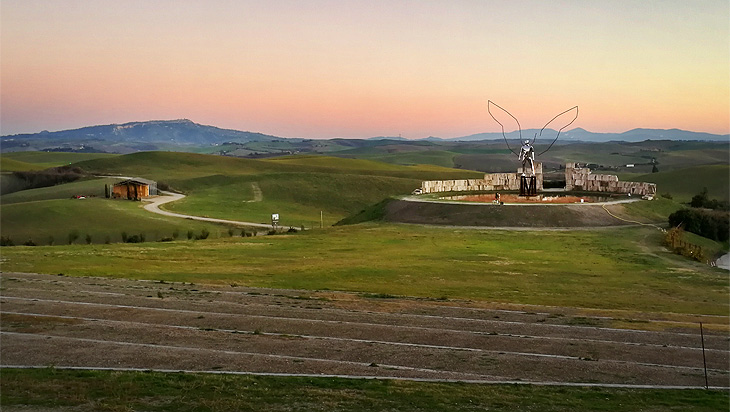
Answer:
108, 178, 157, 200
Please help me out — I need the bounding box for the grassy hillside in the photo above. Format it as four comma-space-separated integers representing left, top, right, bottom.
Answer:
1, 177, 117, 204
1, 152, 117, 169
0, 177, 251, 245
1, 152, 483, 241
0, 158, 46, 172
0, 196, 242, 246
72, 152, 483, 225
631, 165, 729, 202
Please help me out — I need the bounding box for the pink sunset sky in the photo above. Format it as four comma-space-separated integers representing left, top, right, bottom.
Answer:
2, 0, 728, 139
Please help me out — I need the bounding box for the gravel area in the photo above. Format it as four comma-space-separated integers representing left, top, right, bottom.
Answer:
1, 272, 728, 387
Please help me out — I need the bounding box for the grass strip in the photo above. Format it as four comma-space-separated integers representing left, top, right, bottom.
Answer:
1, 368, 728, 412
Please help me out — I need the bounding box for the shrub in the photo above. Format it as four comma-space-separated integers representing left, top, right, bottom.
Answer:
47, 236, 54, 246
11, 166, 85, 192
660, 193, 673, 200
0, 236, 14, 246
68, 230, 80, 245
228, 228, 235, 237
240, 229, 247, 237
121, 232, 128, 242
663, 227, 707, 262
125, 234, 145, 243
187, 230, 194, 240
690, 188, 730, 211
195, 229, 210, 240
23, 239, 37, 246
668, 208, 729, 242
104, 235, 111, 244
85, 234, 92, 244
172, 229, 180, 240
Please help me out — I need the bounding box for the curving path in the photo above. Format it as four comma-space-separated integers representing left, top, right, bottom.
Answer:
143, 190, 274, 229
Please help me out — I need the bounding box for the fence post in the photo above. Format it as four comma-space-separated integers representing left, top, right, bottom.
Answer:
700, 322, 709, 389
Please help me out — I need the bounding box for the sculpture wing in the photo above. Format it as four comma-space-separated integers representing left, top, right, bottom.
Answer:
487, 100, 521, 156
537, 106, 578, 156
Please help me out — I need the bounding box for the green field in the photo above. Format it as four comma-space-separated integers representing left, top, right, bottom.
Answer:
2, 369, 726, 412
0, 177, 251, 246
631, 165, 730, 202
3, 224, 727, 316
1, 151, 118, 170
70, 152, 482, 226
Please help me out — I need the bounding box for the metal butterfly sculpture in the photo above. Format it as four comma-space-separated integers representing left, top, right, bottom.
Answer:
487, 100, 578, 176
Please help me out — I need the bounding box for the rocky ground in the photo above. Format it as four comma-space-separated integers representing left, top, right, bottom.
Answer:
1, 272, 728, 388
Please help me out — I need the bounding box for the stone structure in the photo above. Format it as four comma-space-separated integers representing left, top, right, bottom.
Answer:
420, 162, 656, 197
564, 163, 656, 196
421, 163, 543, 194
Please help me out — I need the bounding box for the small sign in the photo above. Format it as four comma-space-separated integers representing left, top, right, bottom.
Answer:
271, 213, 279, 225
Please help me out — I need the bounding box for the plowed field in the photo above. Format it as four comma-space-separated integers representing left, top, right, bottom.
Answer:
1, 272, 727, 388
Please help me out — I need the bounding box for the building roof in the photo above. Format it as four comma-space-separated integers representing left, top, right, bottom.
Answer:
114, 177, 156, 186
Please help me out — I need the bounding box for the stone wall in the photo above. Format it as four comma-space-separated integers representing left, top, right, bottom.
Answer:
565, 163, 656, 196
420, 162, 656, 196
421, 163, 543, 194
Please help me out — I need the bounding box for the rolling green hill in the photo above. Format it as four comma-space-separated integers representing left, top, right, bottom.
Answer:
0, 196, 237, 246
2, 151, 117, 169
71, 152, 482, 226
631, 165, 729, 202
0, 158, 45, 172
1, 152, 483, 241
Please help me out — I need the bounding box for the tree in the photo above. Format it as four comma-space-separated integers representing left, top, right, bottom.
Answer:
690, 187, 709, 208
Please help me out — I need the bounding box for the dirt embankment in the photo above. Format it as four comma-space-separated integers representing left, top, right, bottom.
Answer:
383, 199, 638, 228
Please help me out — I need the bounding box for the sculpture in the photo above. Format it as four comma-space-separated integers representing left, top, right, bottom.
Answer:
487, 101, 578, 176
518, 139, 535, 176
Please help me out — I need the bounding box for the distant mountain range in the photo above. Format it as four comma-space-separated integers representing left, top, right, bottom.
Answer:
1, 119, 727, 153
448, 127, 729, 143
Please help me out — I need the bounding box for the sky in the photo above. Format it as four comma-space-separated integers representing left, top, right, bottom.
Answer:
2, 0, 729, 139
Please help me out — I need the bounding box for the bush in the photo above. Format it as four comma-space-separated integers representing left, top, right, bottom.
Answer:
690, 188, 730, 211
660, 193, 673, 200
195, 229, 210, 240
172, 229, 180, 240
228, 228, 235, 237
663, 227, 707, 262
0, 236, 14, 246
668, 208, 729, 242
47, 236, 54, 246
68, 230, 80, 245
11, 166, 86, 192
85, 234, 92, 244
123, 233, 145, 243
121, 231, 128, 242
23, 239, 37, 246
187, 230, 194, 240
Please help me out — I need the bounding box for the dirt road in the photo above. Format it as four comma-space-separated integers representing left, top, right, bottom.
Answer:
143, 191, 274, 229
1, 272, 727, 388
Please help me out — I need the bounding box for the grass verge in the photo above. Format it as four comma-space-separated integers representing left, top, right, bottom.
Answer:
1, 369, 727, 412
